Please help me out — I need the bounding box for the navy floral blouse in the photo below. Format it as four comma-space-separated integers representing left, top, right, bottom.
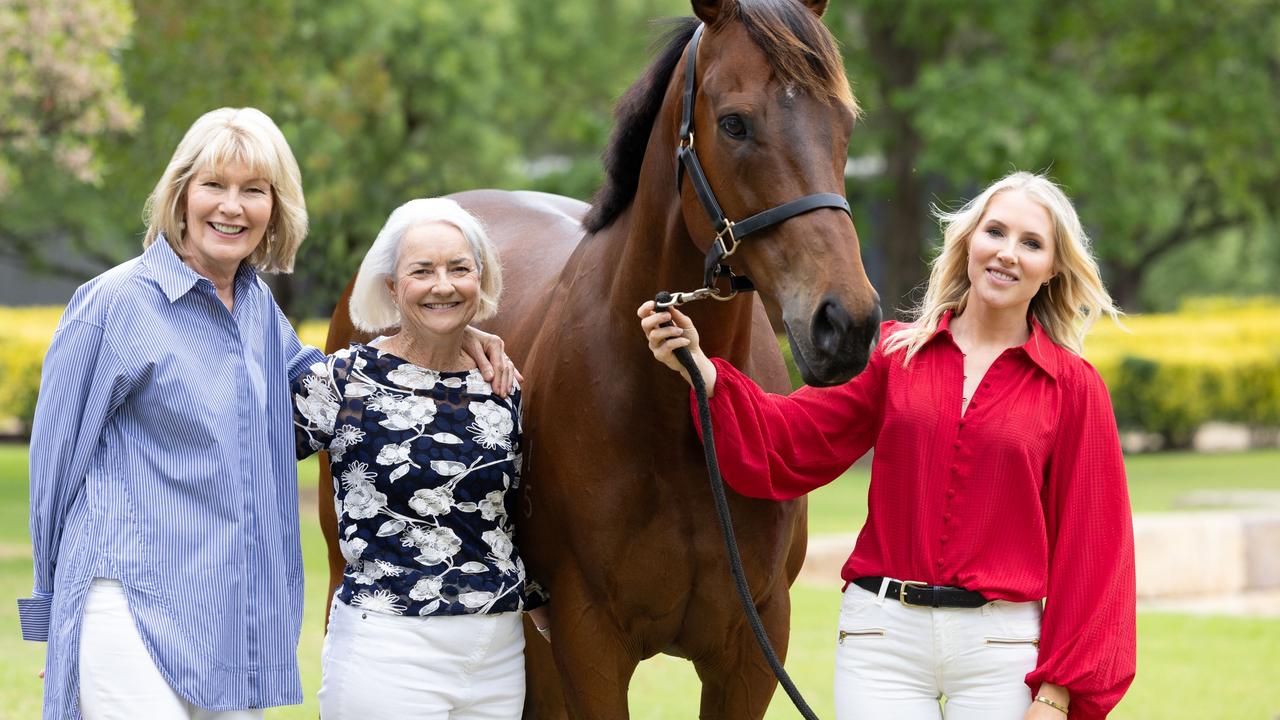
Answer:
294, 343, 543, 617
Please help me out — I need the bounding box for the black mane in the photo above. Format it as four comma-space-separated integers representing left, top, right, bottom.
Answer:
582, 18, 699, 235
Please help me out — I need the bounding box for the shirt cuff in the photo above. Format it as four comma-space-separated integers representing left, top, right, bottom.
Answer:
17, 592, 53, 642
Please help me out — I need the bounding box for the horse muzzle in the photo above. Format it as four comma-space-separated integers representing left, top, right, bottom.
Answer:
785, 295, 882, 387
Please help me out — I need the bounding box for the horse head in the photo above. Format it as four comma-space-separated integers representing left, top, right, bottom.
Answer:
679, 0, 881, 386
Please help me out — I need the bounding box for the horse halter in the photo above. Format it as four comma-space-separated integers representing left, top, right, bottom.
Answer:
673, 23, 853, 303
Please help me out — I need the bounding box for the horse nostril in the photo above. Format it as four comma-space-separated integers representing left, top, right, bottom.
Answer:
811, 297, 853, 356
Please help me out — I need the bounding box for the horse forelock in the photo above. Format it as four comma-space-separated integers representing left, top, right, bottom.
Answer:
731, 0, 857, 112
583, 4, 855, 235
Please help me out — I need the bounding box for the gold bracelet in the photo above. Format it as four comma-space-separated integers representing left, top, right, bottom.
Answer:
1034, 695, 1069, 715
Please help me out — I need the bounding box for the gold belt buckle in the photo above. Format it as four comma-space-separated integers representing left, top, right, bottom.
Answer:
898, 580, 928, 606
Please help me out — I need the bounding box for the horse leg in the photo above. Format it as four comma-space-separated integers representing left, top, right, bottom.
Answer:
692, 590, 792, 720
546, 570, 642, 719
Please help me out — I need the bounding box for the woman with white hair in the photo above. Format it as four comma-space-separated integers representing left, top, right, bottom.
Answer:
639, 172, 1136, 719
19, 108, 516, 720
294, 197, 548, 718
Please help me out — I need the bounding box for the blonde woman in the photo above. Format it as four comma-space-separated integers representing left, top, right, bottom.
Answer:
639, 172, 1135, 720
18, 109, 513, 719
293, 198, 547, 719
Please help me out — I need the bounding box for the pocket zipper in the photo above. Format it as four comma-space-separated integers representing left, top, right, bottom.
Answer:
984, 636, 1040, 648
838, 628, 886, 644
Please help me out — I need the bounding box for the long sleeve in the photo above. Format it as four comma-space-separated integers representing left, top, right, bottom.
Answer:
1026, 363, 1136, 719
691, 339, 889, 501
19, 318, 132, 641
292, 353, 342, 460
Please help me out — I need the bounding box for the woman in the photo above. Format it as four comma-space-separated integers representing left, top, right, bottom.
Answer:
293, 198, 547, 719
639, 172, 1135, 719
19, 108, 515, 720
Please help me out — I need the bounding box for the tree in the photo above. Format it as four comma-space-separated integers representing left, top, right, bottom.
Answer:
829, 0, 1280, 314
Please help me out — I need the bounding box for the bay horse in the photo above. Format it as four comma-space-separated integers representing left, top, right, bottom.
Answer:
318, 0, 880, 716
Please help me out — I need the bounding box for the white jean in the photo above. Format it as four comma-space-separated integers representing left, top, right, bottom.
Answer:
319, 596, 525, 719
833, 579, 1042, 720
79, 578, 263, 720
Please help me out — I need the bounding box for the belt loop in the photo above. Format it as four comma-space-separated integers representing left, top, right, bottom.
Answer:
876, 577, 891, 605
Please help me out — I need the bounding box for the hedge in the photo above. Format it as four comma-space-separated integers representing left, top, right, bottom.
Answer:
4, 299, 1279, 447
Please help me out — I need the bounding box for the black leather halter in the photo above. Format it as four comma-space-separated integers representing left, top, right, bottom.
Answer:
675, 24, 853, 297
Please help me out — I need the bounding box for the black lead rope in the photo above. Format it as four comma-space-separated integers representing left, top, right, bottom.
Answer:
655, 291, 820, 720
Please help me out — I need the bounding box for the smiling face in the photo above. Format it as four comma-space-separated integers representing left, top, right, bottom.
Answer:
182, 160, 273, 281
965, 189, 1057, 316
385, 222, 481, 339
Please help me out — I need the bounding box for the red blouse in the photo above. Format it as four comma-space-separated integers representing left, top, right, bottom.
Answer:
693, 312, 1135, 719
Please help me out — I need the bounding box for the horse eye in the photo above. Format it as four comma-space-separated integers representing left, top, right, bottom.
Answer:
719, 114, 747, 139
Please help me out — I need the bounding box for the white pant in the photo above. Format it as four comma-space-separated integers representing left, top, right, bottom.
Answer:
319, 596, 525, 719
79, 579, 263, 720
833, 579, 1042, 720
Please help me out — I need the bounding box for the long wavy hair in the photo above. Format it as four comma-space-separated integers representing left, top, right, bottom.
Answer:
883, 172, 1121, 364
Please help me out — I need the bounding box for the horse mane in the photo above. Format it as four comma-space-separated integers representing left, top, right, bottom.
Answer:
583, 18, 699, 235
583, 1, 856, 235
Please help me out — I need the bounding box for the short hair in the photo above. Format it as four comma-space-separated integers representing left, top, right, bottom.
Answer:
349, 198, 503, 333
884, 171, 1121, 363
143, 107, 307, 273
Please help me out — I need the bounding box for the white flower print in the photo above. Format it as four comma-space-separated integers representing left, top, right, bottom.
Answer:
373, 559, 404, 577
408, 486, 454, 517
467, 400, 514, 450
351, 559, 386, 585
343, 482, 387, 520
408, 576, 444, 601
380, 395, 438, 431
458, 590, 496, 609
465, 369, 492, 396
339, 536, 368, 564
387, 364, 441, 390
375, 442, 411, 466
478, 490, 507, 521
351, 588, 407, 615
335, 425, 366, 445
483, 528, 516, 573
402, 526, 463, 565
340, 461, 376, 488
296, 375, 339, 435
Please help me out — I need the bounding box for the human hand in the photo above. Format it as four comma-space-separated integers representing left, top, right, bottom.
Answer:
528, 606, 552, 643
37, 668, 44, 680
636, 301, 716, 395
462, 326, 522, 397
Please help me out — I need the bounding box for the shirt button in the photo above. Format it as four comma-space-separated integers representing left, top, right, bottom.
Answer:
941, 535, 949, 543
953, 441, 961, 449
983, 381, 991, 389
951, 465, 958, 473
936, 558, 945, 567
969, 401, 977, 409
944, 513, 952, 522
947, 489, 956, 498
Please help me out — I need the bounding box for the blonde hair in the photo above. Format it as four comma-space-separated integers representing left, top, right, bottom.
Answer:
143, 107, 307, 272
884, 171, 1121, 364
349, 198, 503, 333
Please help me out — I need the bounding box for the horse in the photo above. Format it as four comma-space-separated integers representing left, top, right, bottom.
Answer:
317, 0, 880, 716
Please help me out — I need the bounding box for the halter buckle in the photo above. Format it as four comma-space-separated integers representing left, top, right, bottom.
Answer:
713, 219, 740, 259
678, 131, 694, 151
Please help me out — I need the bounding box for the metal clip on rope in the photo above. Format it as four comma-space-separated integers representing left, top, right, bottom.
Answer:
653, 290, 819, 720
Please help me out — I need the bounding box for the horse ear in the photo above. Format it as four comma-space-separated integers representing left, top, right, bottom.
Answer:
799, 0, 830, 16
690, 0, 733, 25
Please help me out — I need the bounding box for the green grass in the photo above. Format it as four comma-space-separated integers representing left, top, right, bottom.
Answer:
3, 446, 1279, 718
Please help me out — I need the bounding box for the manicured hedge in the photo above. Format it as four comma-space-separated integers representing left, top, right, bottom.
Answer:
5, 299, 1279, 448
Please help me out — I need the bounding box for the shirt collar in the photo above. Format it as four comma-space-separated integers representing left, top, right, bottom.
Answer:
143, 234, 258, 304
929, 309, 1060, 379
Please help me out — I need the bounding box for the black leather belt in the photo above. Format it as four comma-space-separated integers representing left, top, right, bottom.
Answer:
853, 576, 989, 608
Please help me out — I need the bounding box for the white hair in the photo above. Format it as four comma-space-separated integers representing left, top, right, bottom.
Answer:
349, 198, 503, 333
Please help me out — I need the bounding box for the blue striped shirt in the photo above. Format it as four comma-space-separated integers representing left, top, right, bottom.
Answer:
17, 237, 322, 716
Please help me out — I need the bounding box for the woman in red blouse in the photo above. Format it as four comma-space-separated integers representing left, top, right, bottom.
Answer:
639, 172, 1135, 719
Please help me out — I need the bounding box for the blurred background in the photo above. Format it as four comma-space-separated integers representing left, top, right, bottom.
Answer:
1, 0, 1278, 717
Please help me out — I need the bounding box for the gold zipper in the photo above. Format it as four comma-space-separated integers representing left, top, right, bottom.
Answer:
838, 629, 886, 644
984, 637, 1040, 648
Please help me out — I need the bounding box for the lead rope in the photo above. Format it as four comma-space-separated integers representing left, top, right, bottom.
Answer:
654, 290, 820, 720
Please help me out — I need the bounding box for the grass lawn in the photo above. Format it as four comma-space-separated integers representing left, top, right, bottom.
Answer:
2, 446, 1279, 718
